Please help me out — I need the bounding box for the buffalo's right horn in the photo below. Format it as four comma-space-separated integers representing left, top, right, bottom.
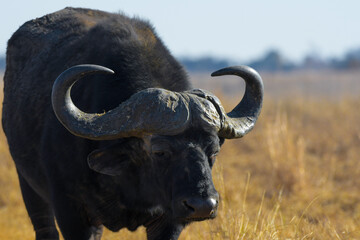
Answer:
51, 64, 191, 140
211, 65, 263, 138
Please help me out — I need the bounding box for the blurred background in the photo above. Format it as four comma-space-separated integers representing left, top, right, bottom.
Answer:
0, 1, 359, 239
1, 0, 360, 72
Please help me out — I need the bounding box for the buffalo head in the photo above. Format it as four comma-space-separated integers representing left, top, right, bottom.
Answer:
51, 64, 263, 238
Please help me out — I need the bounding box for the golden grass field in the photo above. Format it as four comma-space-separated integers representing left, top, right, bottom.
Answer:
1, 70, 360, 239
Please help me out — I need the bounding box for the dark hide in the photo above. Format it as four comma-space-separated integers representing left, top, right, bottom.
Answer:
2, 7, 223, 240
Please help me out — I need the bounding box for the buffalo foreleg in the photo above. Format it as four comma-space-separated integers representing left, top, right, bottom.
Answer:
51, 187, 103, 240
18, 173, 59, 240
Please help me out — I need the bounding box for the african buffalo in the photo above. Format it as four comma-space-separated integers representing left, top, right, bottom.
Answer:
2, 7, 263, 240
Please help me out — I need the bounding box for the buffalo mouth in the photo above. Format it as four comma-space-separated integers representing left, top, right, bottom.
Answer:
147, 213, 217, 227
180, 213, 218, 223
145, 203, 218, 226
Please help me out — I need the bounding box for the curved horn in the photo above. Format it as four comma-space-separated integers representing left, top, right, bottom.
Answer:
211, 65, 263, 138
52, 64, 190, 140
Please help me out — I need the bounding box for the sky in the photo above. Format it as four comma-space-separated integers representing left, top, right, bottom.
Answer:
1, 0, 359, 63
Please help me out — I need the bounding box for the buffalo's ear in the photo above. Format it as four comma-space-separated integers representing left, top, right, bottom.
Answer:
87, 144, 131, 176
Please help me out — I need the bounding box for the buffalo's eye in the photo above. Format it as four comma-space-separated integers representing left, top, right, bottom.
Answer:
150, 141, 172, 160
151, 150, 171, 160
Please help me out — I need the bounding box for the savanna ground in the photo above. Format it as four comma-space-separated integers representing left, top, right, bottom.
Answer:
0, 70, 360, 239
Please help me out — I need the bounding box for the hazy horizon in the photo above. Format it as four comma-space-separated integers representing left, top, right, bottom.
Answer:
1, 0, 359, 63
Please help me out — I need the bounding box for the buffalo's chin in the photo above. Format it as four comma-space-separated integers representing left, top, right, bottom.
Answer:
144, 214, 184, 239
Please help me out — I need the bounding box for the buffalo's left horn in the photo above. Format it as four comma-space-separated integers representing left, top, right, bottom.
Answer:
51, 64, 191, 140
211, 65, 263, 138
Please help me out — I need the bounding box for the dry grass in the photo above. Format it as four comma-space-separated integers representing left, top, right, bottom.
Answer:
1, 71, 360, 239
